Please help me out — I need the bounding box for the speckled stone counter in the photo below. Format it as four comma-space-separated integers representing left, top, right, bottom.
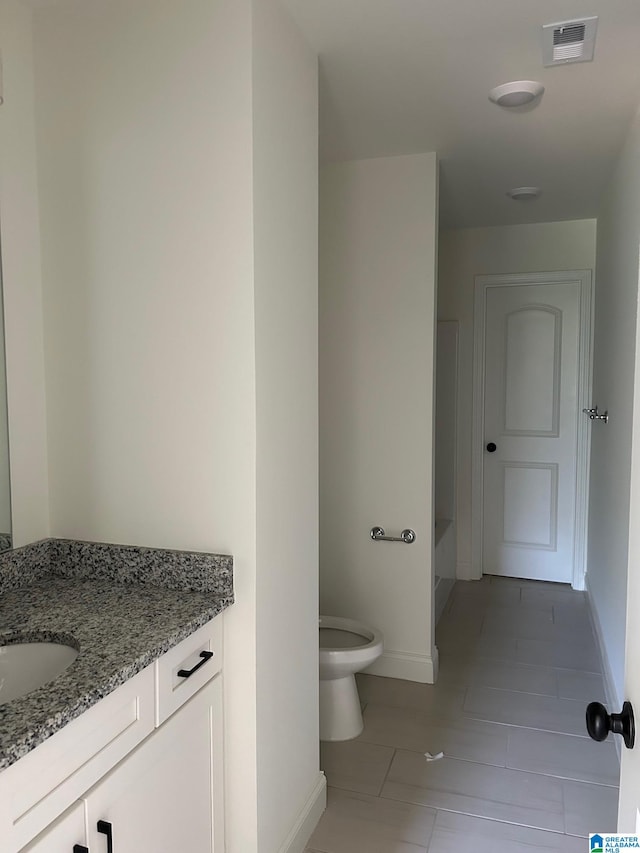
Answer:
0, 539, 234, 770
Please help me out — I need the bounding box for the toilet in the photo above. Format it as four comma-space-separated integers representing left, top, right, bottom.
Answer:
319, 615, 383, 741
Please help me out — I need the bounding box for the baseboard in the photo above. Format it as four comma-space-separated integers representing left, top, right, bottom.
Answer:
278, 771, 327, 853
585, 583, 623, 761
364, 647, 438, 683
572, 572, 586, 592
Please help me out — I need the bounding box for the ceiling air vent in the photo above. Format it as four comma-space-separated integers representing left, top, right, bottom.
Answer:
542, 17, 598, 66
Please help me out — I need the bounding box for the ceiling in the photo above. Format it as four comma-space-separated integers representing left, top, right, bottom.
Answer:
281, 0, 640, 229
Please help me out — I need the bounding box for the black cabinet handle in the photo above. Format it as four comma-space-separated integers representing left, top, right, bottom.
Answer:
97, 820, 113, 853
177, 650, 214, 679
486, 442, 497, 453
586, 700, 635, 749
73, 847, 89, 853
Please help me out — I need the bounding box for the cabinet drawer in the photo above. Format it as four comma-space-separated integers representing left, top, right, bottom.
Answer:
155, 618, 222, 725
0, 664, 154, 852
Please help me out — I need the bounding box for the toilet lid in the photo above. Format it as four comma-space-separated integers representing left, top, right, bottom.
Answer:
320, 627, 368, 649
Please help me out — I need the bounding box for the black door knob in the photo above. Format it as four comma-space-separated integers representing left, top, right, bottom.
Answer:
486, 442, 497, 453
586, 700, 635, 749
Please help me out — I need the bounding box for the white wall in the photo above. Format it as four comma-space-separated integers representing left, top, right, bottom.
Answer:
0, 0, 50, 547
438, 220, 597, 580
320, 153, 439, 683
31, 1, 320, 850
589, 110, 640, 713
435, 321, 458, 524
0, 276, 11, 538
252, 1, 323, 850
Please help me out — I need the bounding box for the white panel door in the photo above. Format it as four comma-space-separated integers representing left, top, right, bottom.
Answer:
482, 281, 581, 582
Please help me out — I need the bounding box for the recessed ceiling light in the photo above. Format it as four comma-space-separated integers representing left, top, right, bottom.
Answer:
507, 187, 541, 201
489, 81, 545, 108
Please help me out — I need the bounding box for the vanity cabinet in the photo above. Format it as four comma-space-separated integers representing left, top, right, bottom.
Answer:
84, 677, 223, 853
24, 679, 223, 853
2, 616, 225, 853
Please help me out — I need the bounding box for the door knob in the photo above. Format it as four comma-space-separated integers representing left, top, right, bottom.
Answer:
486, 442, 497, 453
586, 700, 635, 749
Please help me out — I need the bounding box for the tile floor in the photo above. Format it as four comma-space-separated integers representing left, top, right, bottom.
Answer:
306, 575, 619, 852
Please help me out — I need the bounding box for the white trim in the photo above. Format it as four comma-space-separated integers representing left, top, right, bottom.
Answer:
278, 772, 327, 853
471, 270, 593, 589
585, 584, 623, 762
365, 648, 439, 684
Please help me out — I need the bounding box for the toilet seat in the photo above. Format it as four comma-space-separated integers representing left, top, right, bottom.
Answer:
320, 627, 370, 649
320, 615, 375, 649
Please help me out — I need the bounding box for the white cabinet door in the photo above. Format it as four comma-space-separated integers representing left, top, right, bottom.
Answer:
21, 802, 86, 853
85, 676, 223, 853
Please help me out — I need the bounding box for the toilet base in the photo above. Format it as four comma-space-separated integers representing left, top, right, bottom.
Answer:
319, 673, 364, 741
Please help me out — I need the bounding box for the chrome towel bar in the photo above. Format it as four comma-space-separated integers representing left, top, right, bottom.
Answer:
370, 526, 416, 544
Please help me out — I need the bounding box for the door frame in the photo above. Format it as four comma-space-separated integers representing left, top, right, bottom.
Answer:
471, 270, 594, 589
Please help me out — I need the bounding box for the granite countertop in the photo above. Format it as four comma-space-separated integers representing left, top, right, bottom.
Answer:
0, 539, 234, 770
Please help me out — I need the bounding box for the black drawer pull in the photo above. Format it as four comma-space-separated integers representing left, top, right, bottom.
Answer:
97, 819, 113, 853
73, 846, 89, 853
178, 650, 214, 679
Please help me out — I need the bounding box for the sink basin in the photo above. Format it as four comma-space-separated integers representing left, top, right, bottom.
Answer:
0, 642, 79, 706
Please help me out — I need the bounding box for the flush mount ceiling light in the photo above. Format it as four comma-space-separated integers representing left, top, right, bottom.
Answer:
489, 81, 545, 108
507, 187, 541, 201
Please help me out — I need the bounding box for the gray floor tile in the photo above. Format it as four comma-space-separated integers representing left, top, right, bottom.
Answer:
450, 580, 521, 606
439, 658, 558, 696
557, 669, 607, 703
437, 607, 485, 632
516, 637, 602, 673
356, 674, 466, 715
313, 577, 619, 851
437, 633, 519, 661
502, 597, 557, 615
359, 703, 509, 766
483, 602, 554, 631
381, 750, 565, 832
307, 787, 435, 853
436, 622, 483, 650
507, 727, 620, 785
428, 811, 587, 852
483, 613, 594, 644
464, 685, 587, 735
320, 740, 395, 796
553, 602, 592, 628
521, 585, 588, 607
563, 779, 619, 837
436, 614, 484, 647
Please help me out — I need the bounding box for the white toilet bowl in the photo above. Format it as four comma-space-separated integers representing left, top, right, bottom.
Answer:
319, 615, 383, 741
